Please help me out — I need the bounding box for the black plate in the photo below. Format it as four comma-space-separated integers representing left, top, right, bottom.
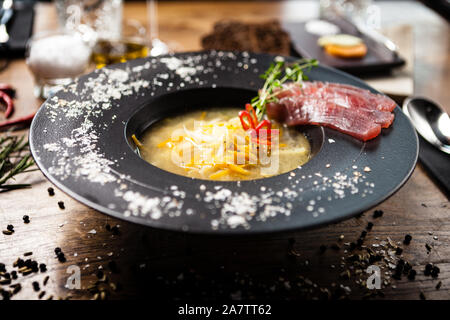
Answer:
284, 19, 405, 75
29, 51, 418, 234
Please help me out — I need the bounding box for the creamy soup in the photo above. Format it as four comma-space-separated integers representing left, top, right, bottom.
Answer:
137, 109, 311, 181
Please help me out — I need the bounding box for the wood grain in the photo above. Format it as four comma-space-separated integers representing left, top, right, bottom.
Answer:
0, 1, 449, 301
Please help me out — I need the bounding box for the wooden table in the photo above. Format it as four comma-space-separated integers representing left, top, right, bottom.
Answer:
1, 1, 449, 301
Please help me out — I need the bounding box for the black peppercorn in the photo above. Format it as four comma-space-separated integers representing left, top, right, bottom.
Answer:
6, 224, 14, 232
54, 247, 61, 254
424, 263, 433, 276
57, 201, 65, 209
57, 252, 66, 263
395, 247, 403, 255
96, 270, 104, 279
431, 266, 440, 278
39, 263, 47, 272
32, 281, 40, 292
47, 187, 55, 196
23, 215, 30, 223
111, 225, 120, 235
407, 269, 417, 280
373, 210, 384, 218
17, 259, 24, 268
403, 234, 412, 245
366, 222, 373, 230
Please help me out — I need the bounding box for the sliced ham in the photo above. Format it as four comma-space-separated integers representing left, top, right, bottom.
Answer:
267, 81, 396, 141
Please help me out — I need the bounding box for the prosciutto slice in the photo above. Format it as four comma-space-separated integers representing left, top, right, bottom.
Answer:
266, 81, 396, 141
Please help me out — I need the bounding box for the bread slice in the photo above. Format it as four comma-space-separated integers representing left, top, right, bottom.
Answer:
201, 20, 291, 56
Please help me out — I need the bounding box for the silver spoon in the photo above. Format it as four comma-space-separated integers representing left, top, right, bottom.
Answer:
403, 96, 450, 154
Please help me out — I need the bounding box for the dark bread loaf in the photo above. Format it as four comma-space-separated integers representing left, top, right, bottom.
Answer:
201, 20, 291, 56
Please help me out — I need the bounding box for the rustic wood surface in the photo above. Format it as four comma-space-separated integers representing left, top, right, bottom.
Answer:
0, 1, 449, 301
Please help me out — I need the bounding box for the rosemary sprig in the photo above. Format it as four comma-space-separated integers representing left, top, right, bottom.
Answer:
0, 134, 35, 192
251, 58, 318, 120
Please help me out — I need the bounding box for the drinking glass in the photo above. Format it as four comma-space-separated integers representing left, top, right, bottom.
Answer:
55, 0, 123, 40
319, 0, 380, 28
26, 30, 92, 99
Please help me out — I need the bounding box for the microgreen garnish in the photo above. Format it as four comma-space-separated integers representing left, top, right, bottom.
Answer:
251, 58, 318, 120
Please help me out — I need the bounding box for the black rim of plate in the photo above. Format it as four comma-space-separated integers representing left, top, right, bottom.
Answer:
29, 51, 419, 235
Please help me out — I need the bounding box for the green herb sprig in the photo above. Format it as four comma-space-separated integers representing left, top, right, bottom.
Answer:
0, 135, 35, 192
251, 58, 318, 120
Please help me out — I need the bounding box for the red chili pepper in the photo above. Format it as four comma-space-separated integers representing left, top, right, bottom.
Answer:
245, 103, 259, 127
255, 119, 271, 132
0, 113, 35, 130
0, 83, 15, 98
239, 110, 256, 131
0, 90, 14, 118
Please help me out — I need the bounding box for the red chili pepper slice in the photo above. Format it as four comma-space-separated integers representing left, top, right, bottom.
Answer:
239, 110, 255, 131
0, 90, 14, 119
255, 119, 271, 132
245, 103, 259, 127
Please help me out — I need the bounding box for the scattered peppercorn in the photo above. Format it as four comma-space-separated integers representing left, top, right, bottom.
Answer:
366, 222, 373, 230
32, 281, 40, 292
54, 247, 61, 254
403, 262, 412, 275
424, 263, 433, 276
23, 215, 30, 223
431, 266, 440, 278
47, 187, 55, 196
407, 269, 417, 280
96, 270, 104, 279
11, 283, 21, 294
57, 201, 65, 209
39, 263, 47, 272
57, 252, 66, 263
395, 247, 403, 255
403, 234, 412, 245
11, 270, 17, 279
373, 210, 383, 218
360, 231, 367, 238
31, 260, 38, 272
111, 225, 120, 235
7, 224, 14, 232
16, 259, 24, 268
2, 229, 13, 235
